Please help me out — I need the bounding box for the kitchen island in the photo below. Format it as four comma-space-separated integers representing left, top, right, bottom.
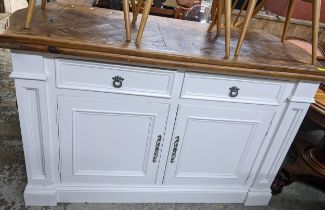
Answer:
1, 1, 324, 206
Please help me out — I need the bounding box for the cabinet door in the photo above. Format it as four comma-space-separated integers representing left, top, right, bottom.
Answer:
58, 96, 170, 185
163, 104, 274, 187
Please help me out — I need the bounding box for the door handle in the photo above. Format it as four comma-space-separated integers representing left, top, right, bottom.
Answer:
170, 136, 180, 163
152, 135, 162, 163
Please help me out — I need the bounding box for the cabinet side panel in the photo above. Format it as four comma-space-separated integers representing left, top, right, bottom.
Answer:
15, 79, 52, 185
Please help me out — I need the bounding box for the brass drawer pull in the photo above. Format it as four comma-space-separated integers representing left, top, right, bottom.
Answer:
170, 136, 180, 163
112, 76, 124, 88
229, 86, 240, 97
152, 135, 162, 163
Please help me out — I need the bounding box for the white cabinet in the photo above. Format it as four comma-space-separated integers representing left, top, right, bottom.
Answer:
58, 96, 170, 185
163, 104, 274, 187
10, 53, 320, 206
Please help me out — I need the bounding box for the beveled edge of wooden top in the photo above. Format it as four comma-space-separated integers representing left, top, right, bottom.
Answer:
0, 3, 324, 82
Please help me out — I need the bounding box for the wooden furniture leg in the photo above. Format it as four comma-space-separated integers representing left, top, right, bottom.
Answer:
122, 0, 131, 41
234, 0, 257, 57
225, 0, 231, 58
25, 0, 36, 29
235, 0, 268, 27
207, 0, 219, 33
210, 0, 218, 22
281, 0, 296, 42
312, 0, 321, 65
41, 0, 47, 10
130, 0, 136, 15
232, 0, 239, 13
216, 0, 224, 36
233, 0, 248, 25
132, 0, 144, 23
136, 0, 153, 46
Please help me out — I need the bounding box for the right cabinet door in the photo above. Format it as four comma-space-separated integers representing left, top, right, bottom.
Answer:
163, 104, 275, 187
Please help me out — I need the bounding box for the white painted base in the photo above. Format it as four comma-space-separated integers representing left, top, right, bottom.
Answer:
24, 186, 57, 206
24, 185, 273, 206
244, 190, 272, 206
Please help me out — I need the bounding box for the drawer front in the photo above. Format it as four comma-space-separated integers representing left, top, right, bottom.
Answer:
55, 59, 175, 98
181, 72, 287, 105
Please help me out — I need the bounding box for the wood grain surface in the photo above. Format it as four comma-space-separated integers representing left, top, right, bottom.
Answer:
0, 1, 324, 81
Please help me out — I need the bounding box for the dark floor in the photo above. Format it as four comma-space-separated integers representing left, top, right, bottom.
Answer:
0, 13, 325, 210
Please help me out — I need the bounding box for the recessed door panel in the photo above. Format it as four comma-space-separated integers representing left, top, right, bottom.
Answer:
59, 96, 170, 185
164, 104, 274, 187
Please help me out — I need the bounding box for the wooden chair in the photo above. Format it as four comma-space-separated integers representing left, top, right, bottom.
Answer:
207, 0, 232, 58
24, 0, 132, 42
131, 0, 154, 46
233, 0, 321, 65
174, 0, 202, 19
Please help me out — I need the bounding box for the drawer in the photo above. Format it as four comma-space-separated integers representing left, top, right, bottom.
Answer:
55, 59, 175, 98
181, 72, 287, 105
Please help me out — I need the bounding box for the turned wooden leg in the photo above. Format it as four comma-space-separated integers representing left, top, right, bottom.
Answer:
130, 0, 136, 15
41, 0, 46, 10
234, 0, 257, 57
235, 0, 268, 27
232, 0, 239, 13
207, 0, 219, 33
312, 0, 321, 65
132, 0, 144, 23
233, 0, 248, 25
210, 0, 218, 22
136, 0, 153, 46
122, 0, 131, 41
224, 0, 231, 58
281, 0, 296, 42
24, 0, 36, 29
216, 0, 224, 36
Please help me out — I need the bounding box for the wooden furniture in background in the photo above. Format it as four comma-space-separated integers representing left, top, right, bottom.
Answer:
25, 0, 131, 41
282, 0, 321, 65
208, 0, 232, 58
233, 0, 321, 65
271, 85, 325, 194
174, 0, 202, 19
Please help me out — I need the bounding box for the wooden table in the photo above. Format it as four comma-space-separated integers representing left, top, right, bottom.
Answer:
0, 1, 324, 81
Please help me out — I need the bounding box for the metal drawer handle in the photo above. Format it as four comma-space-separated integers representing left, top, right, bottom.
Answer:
152, 135, 162, 163
170, 136, 180, 163
112, 76, 124, 88
229, 86, 240, 97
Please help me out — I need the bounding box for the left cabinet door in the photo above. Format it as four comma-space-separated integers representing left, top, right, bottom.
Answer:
58, 96, 170, 185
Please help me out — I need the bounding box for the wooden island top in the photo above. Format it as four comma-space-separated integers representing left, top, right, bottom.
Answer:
1, 1, 325, 81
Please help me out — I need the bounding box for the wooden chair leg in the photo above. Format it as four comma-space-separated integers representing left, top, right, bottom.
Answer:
132, 0, 144, 23
235, 0, 268, 27
210, 0, 218, 22
130, 0, 136, 15
232, 0, 239, 13
208, 0, 219, 33
233, 0, 248, 26
135, 0, 153, 46
234, 0, 257, 57
281, 0, 296, 42
216, 0, 224, 36
312, 0, 321, 65
122, 0, 131, 41
224, 0, 231, 58
24, 0, 36, 29
41, 0, 47, 10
